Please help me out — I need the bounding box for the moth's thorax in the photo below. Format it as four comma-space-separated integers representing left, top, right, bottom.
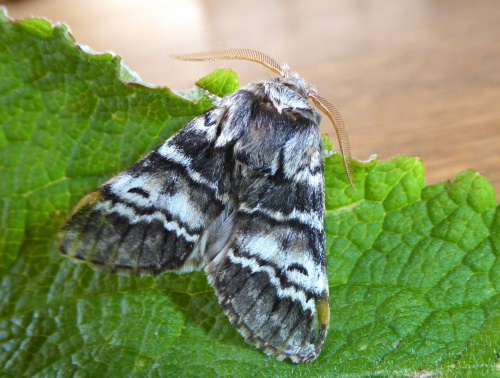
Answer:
237, 75, 321, 125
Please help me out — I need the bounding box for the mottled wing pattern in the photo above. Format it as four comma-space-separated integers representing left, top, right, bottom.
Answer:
204, 90, 330, 362
58, 109, 231, 275
59, 77, 332, 363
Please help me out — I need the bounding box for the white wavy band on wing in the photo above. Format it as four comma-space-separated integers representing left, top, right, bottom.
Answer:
227, 249, 316, 313
94, 200, 199, 243
239, 202, 324, 231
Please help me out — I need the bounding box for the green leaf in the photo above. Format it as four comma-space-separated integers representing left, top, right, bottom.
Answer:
196, 68, 239, 97
1, 10, 499, 377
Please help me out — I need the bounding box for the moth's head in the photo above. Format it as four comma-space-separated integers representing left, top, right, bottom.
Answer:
171, 48, 354, 188
272, 65, 315, 100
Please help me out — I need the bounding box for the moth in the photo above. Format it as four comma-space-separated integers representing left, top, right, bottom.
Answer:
58, 48, 353, 363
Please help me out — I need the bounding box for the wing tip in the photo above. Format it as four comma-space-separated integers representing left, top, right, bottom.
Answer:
214, 285, 328, 363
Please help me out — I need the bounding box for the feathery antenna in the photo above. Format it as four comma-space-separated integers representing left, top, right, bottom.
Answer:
171, 48, 283, 76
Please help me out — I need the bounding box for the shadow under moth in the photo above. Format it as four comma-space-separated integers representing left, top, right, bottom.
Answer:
58, 48, 354, 363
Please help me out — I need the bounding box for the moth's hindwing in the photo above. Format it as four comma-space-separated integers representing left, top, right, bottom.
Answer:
58, 110, 230, 275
